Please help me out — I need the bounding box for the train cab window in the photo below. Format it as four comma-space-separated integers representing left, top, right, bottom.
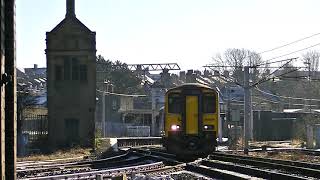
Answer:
203, 94, 216, 113
168, 93, 181, 113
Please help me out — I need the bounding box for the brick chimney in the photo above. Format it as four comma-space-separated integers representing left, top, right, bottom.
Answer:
186, 69, 196, 83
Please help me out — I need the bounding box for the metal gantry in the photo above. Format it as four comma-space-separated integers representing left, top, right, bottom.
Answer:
96, 62, 181, 74
127, 63, 180, 71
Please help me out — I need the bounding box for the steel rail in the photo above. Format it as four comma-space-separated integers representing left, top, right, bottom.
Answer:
211, 152, 320, 169
19, 147, 179, 179
219, 147, 320, 156
17, 156, 84, 167
18, 150, 153, 178
201, 160, 308, 180
133, 148, 184, 165
209, 153, 320, 179
185, 164, 256, 180
17, 150, 130, 171
21, 162, 165, 180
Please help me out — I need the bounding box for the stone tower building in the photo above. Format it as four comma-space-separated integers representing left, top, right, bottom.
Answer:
46, 0, 96, 148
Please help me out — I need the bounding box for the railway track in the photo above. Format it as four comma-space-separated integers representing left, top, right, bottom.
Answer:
18, 146, 320, 179
197, 152, 320, 179
187, 160, 307, 179
220, 146, 320, 155
23, 162, 166, 180
18, 147, 184, 179
18, 149, 145, 179
133, 147, 320, 179
17, 156, 85, 168
135, 147, 320, 179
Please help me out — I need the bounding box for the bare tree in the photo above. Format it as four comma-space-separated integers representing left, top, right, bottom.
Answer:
212, 48, 264, 84
302, 50, 320, 74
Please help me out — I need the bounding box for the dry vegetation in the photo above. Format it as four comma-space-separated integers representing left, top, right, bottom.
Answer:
228, 139, 320, 164
23, 107, 47, 116
227, 150, 320, 164
249, 139, 303, 149
17, 148, 92, 162
249, 151, 320, 164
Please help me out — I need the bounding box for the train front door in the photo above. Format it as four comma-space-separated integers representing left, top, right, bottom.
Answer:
186, 96, 198, 135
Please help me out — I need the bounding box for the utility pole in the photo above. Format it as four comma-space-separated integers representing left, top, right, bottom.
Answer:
227, 85, 231, 138
151, 96, 156, 136
101, 81, 110, 137
102, 90, 106, 137
244, 66, 251, 154
307, 60, 312, 112
249, 82, 253, 141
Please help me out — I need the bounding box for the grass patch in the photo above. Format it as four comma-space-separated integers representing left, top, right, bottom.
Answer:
249, 151, 320, 163
17, 148, 92, 162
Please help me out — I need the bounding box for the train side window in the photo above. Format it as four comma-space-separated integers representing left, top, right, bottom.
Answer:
168, 93, 181, 113
203, 94, 216, 113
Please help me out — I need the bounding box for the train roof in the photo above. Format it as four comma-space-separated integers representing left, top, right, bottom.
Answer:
167, 83, 216, 91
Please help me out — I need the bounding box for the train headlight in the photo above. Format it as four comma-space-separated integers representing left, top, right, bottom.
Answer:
204, 125, 214, 130
171, 125, 180, 131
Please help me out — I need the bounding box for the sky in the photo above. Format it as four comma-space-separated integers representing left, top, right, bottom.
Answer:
16, 0, 320, 71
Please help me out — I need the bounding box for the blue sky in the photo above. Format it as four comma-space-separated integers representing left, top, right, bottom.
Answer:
16, 0, 320, 70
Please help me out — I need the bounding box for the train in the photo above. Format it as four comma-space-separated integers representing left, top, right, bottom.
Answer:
162, 83, 219, 156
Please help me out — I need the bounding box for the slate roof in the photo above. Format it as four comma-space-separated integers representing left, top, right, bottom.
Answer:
49, 16, 94, 34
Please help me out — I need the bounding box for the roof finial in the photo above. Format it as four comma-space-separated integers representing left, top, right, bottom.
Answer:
66, 0, 76, 17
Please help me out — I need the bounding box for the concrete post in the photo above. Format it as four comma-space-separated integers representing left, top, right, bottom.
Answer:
306, 125, 314, 149
244, 66, 250, 154
218, 93, 222, 143
249, 84, 253, 140
96, 174, 103, 180
314, 124, 320, 149
102, 91, 106, 137
151, 93, 156, 136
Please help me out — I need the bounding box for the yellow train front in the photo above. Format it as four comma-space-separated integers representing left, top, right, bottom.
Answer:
162, 83, 219, 156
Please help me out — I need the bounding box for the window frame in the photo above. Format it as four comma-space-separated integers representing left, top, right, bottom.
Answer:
167, 93, 182, 114
202, 93, 216, 113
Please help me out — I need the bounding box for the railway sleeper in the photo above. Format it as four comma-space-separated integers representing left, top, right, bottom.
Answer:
185, 163, 259, 180
211, 152, 320, 169
209, 154, 320, 179
201, 160, 308, 180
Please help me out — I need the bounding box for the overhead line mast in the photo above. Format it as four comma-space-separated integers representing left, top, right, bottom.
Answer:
204, 57, 308, 154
